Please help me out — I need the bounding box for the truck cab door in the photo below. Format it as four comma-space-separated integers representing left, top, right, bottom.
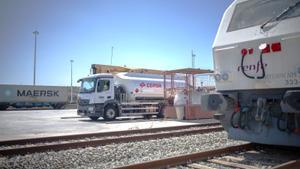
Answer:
94, 78, 114, 104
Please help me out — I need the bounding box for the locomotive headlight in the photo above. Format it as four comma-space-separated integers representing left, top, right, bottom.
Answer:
222, 73, 229, 81
214, 74, 222, 81
259, 43, 267, 50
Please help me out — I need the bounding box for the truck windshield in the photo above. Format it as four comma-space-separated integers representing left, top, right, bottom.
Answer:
80, 78, 96, 93
228, 0, 300, 32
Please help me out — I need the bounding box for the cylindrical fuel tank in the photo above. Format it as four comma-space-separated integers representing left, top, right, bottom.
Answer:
115, 72, 185, 102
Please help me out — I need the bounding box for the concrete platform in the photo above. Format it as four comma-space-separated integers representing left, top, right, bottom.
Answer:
0, 109, 218, 141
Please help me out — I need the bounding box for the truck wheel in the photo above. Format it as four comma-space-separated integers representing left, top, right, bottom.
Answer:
157, 103, 165, 118
89, 116, 99, 121
157, 112, 164, 118
143, 115, 152, 119
0, 105, 8, 110
104, 105, 117, 121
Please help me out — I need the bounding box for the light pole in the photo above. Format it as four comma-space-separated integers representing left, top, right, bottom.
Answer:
111, 46, 114, 65
70, 59, 74, 103
191, 50, 196, 68
33, 30, 39, 85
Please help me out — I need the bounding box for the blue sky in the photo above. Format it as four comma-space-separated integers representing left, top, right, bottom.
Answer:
0, 0, 233, 86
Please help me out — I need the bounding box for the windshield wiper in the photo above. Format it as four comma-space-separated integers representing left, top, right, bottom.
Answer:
261, 1, 300, 30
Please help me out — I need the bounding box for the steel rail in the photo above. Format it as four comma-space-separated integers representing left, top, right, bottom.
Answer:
0, 126, 223, 156
0, 122, 220, 146
271, 159, 300, 169
113, 143, 255, 169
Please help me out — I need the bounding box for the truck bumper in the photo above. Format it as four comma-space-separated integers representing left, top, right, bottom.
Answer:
77, 104, 103, 117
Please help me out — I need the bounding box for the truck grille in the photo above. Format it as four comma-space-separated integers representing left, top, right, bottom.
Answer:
78, 99, 89, 106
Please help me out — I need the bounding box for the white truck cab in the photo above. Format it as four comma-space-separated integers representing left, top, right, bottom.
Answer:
78, 74, 114, 105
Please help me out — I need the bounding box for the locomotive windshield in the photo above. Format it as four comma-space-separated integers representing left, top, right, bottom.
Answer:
228, 0, 300, 32
79, 78, 96, 93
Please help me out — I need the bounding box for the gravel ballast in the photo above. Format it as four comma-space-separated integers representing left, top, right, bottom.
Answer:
0, 125, 221, 150
0, 131, 246, 169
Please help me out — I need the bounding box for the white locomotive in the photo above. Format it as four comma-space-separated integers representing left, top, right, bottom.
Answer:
202, 0, 300, 146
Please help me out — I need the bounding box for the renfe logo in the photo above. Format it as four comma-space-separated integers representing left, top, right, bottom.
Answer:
17, 90, 59, 97
139, 82, 161, 88
237, 61, 268, 73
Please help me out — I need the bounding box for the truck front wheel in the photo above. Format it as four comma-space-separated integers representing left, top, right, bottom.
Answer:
104, 105, 117, 121
0, 105, 9, 110
89, 116, 99, 121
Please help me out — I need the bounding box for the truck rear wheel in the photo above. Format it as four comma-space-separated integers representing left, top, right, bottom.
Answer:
89, 116, 99, 121
157, 103, 165, 118
104, 105, 117, 121
143, 115, 152, 119
157, 112, 164, 118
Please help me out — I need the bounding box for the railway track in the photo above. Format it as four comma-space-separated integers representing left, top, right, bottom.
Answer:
0, 122, 222, 156
114, 143, 300, 169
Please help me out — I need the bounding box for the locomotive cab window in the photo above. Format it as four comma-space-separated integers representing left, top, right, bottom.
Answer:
228, 0, 300, 32
97, 80, 110, 92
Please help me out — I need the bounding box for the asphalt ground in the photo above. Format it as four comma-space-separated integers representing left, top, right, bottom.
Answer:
0, 109, 217, 141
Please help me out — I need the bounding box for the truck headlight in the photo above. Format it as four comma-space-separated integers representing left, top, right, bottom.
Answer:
88, 106, 94, 112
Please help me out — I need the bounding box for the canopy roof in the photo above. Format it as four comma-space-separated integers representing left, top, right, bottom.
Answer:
164, 68, 213, 75
91, 64, 213, 75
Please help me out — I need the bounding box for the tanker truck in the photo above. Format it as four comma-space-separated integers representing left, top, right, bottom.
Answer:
77, 65, 185, 121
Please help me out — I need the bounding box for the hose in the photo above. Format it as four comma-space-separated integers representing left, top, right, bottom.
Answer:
262, 108, 271, 126
277, 112, 296, 133
230, 108, 249, 129
230, 111, 239, 128
287, 113, 296, 133
239, 111, 247, 129
277, 112, 286, 132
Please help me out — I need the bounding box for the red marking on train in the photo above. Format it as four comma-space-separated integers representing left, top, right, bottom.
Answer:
262, 44, 270, 53
248, 48, 254, 55
271, 42, 281, 52
241, 48, 248, 56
